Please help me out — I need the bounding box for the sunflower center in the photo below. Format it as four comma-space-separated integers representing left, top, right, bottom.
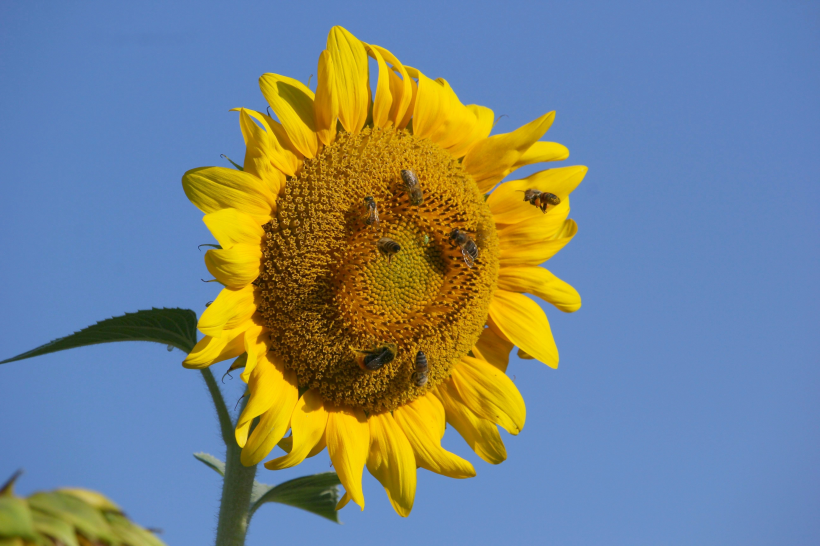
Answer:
256, 127, 499, 412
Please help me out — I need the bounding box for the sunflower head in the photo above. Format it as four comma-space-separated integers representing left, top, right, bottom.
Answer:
182, 25, 586, 517
257, 126, 499, 413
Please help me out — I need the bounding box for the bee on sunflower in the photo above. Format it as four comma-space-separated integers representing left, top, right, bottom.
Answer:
182, 25, 587, 517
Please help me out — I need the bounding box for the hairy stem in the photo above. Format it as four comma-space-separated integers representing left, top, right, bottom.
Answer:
200, 369, 234, 445
200, 368, 257, 546
214, 437, 257, 546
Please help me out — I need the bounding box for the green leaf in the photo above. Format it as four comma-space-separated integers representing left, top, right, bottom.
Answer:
1, 308, 198, 365
27, 492, 116, 543
0, 497, 36, 539
249, 473, 341, 523
193, 452, 226, 476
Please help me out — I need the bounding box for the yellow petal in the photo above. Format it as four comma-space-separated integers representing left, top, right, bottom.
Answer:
498, 266, 581, 313
430, 84, 487, 157
456, 104, 495, 157
313, 50, 338, 146
262, 113, 304, 160
499, 219, 577, 267
473, 324, 514, 372
488, 166, 588, 225
497, 198, 570, 246
202, 208, 264, 249
366, 412, 417, 517
488, 290, 559, 368
404, 68, 483, 158
240, 358, 299, 465
450, 356, 526, 435
335, 491, 351, 511
235, 351, 282, 447
277, 435, 292, 453
326, 406, 370, 510
204, 245, 262, 289
182, 328, 246, 369
277, 431, 327, 459
398, 70, 418, 129
259, 73, 318, 158
182, 166, 276, 223
265, 389, 328, 470
326, 26, 369, 134
462, 112, 556, 192
364, 44, 392, 129
404, 67, 449, 141
518, 348, 534, 360
394, 395, 475, 479
435, 382, 507, 465
368, 44, 412, 127
236, 108, 286, 195
235, 320, 265, 382
233, 108, 302, 176
513, 141, 569, 168
197, 285, 257, 338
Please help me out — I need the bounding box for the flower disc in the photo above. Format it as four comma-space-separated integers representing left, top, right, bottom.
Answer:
256, 127, 499, 412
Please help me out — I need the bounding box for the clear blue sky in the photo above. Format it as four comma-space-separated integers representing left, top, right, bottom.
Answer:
1, 1, 818, 544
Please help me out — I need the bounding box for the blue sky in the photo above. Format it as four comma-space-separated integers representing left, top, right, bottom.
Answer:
1, 1, 818, 544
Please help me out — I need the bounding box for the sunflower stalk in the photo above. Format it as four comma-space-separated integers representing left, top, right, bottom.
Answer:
200, 368, 256, 546
200, 368, 234, 446
213, 432, 258, 546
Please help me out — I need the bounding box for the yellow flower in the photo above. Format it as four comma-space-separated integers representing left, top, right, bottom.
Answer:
181, 26, 586, 517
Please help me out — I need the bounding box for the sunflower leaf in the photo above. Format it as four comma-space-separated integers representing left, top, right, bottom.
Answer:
193, 452, 226, 476
0, 308, 198, 364
249, 473, 341, 523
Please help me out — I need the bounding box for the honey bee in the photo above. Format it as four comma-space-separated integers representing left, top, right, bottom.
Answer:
377, 237, 401, 262
363, 196, 379, 230
518, 189, 561, 213
354, 343, 397, 371
412, 350, 429, 387
400, 169, 424, 206
448, 228, 479, 268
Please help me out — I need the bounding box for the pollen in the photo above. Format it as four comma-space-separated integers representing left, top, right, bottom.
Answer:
256, 127, 499, 412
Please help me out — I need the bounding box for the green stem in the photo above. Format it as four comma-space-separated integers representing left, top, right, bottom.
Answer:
200, 368, 258, 546
200, 369, 234, 446
214, 437, 257, 546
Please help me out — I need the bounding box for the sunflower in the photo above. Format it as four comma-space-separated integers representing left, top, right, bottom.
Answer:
181, 26, 586, 517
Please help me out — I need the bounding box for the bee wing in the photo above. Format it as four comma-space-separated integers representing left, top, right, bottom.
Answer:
462, 249, 475, 268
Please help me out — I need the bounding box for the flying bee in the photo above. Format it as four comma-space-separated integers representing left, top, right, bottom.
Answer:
363, 196, 379, 230
412, 350, 429, 387
448, 228, 479, 268
353, 343, 397, 371
518, 189, 561, 213
377, 237, 401, 262
400, 169, 424, 206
